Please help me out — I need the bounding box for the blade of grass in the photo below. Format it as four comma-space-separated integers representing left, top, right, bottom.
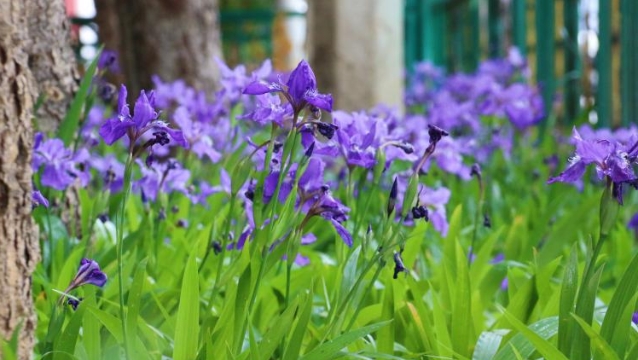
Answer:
300, 320, 392, 360
173, 253, 200, 360
493, 316, 559, 360
558, 245, 579, 355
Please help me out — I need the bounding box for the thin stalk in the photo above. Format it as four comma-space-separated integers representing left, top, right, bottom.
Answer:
116, 154, 134, 360
344, 262, 384, 331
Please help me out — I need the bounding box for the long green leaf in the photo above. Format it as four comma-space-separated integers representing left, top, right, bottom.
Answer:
571, 266, 604, 360
451, 242, 472, 357
300, 320, 392, 360
571, 313, 619, 360
500, 310, 567, 360
257, 299, 299, 360
174, 253, 200, 360
558, 245, 579, 355
58, 51, 100, 145
493, 316, 559, 360
126, 259, 148, 357
54, 304, 86, 359
600, 252, 638, 355
283, 289, 314, 360
472, 329, 509, 360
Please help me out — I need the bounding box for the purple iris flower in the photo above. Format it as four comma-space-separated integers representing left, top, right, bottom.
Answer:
306, 185, 352, 246
65, 259, 107, 292
97, 50, 120, 74
548, 128, 637, 186
99, 85, 187, 152
628, 213, 638, 231
217, 57, 273, 106
244, 60, 332, 117
172, 106, 222, 163
90, 155, 125, 192
33, 134, 89, 191
133, 159, 191, 201
237, 93, 293, 126
633, 312, 638, 325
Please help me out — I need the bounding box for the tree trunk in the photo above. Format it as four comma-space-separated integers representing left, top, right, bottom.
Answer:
27, 0, 79, 133
96, 0, 223, 96
0, 1, 41, 359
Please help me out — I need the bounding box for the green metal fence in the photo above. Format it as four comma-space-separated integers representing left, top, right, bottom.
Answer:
405, 0, 637, 127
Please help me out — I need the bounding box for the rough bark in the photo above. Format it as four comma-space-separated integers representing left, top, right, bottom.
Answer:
96, 0, 223, 96
0, 1, 41, 358
27, 0, 79, 133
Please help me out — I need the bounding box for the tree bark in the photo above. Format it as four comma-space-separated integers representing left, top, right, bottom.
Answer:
27, 0, 79, 133
0, 1, 41, 358
96, 0, 223, 96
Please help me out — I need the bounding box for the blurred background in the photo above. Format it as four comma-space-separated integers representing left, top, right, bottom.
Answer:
65, 0, 636, 127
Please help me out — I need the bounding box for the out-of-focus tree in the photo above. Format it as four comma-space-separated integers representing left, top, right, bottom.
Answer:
28, 0, 79, 132
96, 0, 223, 95
0, 1, 42, 359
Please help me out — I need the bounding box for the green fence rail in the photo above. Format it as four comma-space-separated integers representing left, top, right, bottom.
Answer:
405, 0, 633, 127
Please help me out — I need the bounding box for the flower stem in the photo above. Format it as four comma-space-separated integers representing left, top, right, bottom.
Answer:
117, 154, 134, 360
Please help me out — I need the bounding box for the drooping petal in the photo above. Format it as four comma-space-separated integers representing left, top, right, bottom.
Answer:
547, 160, 587, 184
304, 90, 333, 112
99, 118, 134, 145
330, 218, 353, 247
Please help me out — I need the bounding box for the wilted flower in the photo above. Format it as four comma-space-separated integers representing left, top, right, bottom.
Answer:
65, 259, 108, 292
32, 189, 49, 208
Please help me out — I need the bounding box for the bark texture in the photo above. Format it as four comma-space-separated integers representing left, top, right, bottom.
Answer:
96, 0, 223, 96
27, 0, 79, 133
0, 1, 41, 358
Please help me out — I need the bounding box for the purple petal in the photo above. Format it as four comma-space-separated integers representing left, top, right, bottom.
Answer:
304, 90, 333, 112
243, 81, 282, 95
547, 160, 587, 184
330, 219, 353, 247
99, 118, 134, 145
287, 60, 317, 103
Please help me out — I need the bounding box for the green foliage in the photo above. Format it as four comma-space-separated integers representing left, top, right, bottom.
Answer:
31, 81, 638, 360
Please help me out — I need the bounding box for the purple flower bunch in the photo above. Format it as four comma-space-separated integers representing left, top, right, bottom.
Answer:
548, 127, 638, 204
405, 47, 544, 163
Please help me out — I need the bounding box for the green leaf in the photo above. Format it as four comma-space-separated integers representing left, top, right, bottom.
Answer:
82, 288, 101, 359
472, 329, 509, 360
233, 264, 252, 354
558, 245, 579, 355
283, 289, 314, 360
174, 253, 200, 360
600, 252, 638, 355
86, 305, 123, 343
451, 242, 473, 358
377, 277, 395, 354
571, 266, 604, 360
493, 316, 559, 360
499, 310, 568, 360
571, 313, 619, 360
126, 259, 148, 357
58, 50, 100, 145
300, 320, 392, 360
54, 304, 86, 358
257, 299, 299, 360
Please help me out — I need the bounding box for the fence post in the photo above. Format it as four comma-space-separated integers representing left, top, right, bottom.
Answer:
563, 0, 580, 123
596, 0, 612, 127
621, 0, 638, 126
535, 0, 555, 121
488, 0, 502, 58
511, 0, 527, 54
